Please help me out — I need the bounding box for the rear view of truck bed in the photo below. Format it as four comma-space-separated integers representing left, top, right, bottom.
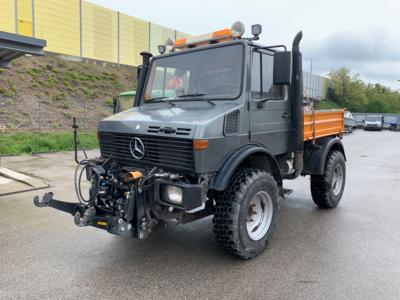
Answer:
304, 109, 345, 141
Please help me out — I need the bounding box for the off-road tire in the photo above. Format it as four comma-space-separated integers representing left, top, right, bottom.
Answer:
213, 168, 279, 259
311, 151, 346, 208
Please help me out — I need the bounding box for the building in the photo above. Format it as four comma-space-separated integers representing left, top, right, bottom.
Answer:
0, 0, 189, 66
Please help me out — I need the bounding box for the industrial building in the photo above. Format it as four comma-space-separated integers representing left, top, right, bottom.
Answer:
0, 0, 189, 66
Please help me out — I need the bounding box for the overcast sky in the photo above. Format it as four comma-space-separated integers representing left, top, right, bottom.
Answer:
89, 0, 400, 89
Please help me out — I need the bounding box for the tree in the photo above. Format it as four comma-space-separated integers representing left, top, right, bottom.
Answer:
326, 68, 400, 113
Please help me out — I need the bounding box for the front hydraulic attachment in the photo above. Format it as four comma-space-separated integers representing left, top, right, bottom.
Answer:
33, 192, 93, 226
33, 192, 140, 237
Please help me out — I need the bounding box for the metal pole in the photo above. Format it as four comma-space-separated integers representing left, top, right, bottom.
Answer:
14, 0, 18, 34
31, 0, 35, 37
309, 59, 313, 99
148, 22, 151, 51
79, 0, 83, 61
37, 98, 41, 133
117, 12, 120, 66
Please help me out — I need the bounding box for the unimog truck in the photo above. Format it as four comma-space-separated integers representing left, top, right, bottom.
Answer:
34, 22, 346, 259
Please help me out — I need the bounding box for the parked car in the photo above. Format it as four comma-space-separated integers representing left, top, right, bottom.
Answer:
364, 115, 383, 131
345, 111, 356, 133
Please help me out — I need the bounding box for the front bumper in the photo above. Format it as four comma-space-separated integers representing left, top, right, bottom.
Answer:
33, 177, 204, 238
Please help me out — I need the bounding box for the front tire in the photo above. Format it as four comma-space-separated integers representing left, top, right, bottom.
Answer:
213, 168, 279, 259
310, 151, 346, 208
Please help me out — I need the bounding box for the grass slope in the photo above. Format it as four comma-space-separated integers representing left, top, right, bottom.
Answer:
0, 54, 136, 133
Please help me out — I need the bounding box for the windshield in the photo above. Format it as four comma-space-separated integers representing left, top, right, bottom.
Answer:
143, 44, 243, 103
366, 116, 382, 122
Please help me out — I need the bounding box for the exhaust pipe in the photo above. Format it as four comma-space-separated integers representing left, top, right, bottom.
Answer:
134, 51, 153, 107
287, 31, 304, 179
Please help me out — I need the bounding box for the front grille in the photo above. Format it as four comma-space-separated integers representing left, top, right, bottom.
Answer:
100, 132, 195, 172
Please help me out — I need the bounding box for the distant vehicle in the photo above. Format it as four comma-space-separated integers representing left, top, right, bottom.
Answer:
344, 111, 356, 133
113, 90, 136, 113
364, 115, 383, 131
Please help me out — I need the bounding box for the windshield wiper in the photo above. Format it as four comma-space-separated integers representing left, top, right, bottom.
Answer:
146, 96, 169, 102
176, 93, 215, 106
177, 93, 206, 98
146, 97, 176, 107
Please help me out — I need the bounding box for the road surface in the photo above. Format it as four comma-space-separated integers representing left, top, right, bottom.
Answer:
0, 130, 399, 299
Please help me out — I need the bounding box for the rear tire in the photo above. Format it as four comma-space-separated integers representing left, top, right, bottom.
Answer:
310, 151, 346, 208
213, 168, 279, 259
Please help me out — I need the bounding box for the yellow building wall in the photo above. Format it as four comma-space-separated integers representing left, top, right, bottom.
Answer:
150, 23, 175, 55
17, 0, 33, 36
35, 0, 80, 56
119, 13, 149, 66
0, 0, 15, 33
0, 0, 189, 66
82, 1, 118, 63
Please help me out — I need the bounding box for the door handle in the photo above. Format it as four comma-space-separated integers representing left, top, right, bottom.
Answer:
282, 112, 289, 119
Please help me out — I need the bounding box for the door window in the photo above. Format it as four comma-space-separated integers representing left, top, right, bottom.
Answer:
251, 52, 283, 100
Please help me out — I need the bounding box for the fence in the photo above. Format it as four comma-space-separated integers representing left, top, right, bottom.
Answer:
353, 113, 400, 128
0, 0, 190, 67
0, 95, 113, 134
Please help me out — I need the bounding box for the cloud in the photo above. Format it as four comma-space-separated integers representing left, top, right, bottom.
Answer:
304, 28, 400, 88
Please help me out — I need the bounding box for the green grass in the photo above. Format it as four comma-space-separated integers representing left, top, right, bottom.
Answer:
314, 100, 342, 110
0, 132, 99, 155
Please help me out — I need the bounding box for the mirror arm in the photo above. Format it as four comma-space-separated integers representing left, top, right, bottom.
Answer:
256, 97, 282, 109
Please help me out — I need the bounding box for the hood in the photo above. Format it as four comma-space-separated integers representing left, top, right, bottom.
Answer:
99, 101, 241, 139
365, 121, 382, 125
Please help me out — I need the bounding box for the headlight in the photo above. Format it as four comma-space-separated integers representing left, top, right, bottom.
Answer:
163, 185, 183, 205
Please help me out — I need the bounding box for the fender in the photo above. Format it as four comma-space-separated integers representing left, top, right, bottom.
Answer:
302, 136, 346, 175
210, 145, 282, 191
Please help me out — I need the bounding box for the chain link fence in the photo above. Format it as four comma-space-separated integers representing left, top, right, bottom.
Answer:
0, 95, 113, 134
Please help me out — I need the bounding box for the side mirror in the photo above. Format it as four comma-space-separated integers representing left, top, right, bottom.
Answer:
273, 51, 292, 85
137, 65, 142, 81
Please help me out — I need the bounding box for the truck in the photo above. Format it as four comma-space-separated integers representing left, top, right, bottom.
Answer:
34, 22, 346, 259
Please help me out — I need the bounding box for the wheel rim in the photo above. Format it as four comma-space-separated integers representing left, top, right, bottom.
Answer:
332, 164, 344, 196
246, 191, 273, 241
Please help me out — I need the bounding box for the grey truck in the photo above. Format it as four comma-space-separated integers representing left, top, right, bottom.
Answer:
34, 22, 346, 259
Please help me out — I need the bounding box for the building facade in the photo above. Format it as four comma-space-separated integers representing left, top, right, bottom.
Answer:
0, 0, 189, 66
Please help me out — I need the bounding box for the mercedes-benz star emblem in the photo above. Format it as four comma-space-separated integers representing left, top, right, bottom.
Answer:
129, 137, 145, 160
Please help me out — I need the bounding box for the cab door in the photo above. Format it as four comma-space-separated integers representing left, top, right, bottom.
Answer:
249, 50, 290, 155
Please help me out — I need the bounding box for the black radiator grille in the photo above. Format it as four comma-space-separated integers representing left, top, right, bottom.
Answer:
100, 132, 195, 172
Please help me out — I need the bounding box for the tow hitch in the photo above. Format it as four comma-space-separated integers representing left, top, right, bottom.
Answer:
33, 192, 141, 237
34, 192, 95, 227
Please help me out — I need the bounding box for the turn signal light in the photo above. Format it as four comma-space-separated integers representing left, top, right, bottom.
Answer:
193, 139, 209, 150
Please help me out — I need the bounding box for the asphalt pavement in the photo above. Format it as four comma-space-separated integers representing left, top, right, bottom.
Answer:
0, 130, 399, 299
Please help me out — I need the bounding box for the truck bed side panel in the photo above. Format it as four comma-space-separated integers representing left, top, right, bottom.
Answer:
304, 109, 344, 141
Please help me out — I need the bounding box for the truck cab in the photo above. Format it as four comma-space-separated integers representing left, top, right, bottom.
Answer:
35, 22, 346, 259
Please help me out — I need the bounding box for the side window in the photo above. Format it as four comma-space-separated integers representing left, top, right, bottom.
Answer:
251, 51, 283, 100
251, 52, 261, 98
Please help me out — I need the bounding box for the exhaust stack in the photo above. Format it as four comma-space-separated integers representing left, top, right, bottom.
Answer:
287, 31, 304, 179
134, 51, 153, 107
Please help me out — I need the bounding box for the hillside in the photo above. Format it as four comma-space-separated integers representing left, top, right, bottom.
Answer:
0, 55, 137, 133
